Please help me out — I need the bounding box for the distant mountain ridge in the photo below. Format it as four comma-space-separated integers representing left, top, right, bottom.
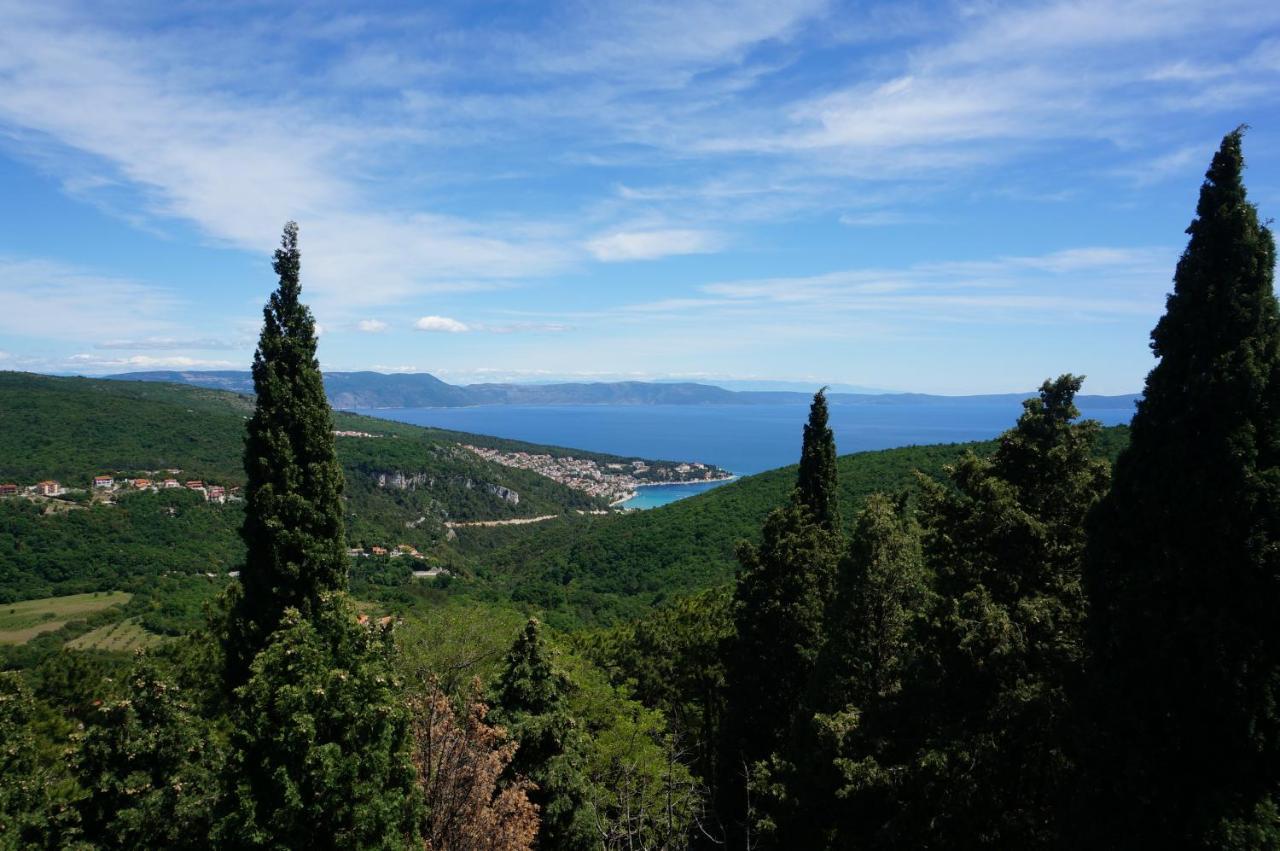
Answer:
106, 370, 1141, 411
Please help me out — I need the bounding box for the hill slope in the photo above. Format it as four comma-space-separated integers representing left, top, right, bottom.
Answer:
0, 372, 716, 600
470, 426, 1131, 628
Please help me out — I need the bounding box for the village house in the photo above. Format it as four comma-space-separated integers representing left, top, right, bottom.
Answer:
370, 546, 388, 556
208, 485, 226, 502
133, 478, 152, 489
93, 475, 114, 488
162, 479, 180, 489
0, 483, 17, 497
37, 480, 61, 496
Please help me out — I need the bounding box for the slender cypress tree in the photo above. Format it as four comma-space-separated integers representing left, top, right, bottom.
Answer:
1084, 128, 1280, 846
718, 392, 844, 844
228, 222, 347, 680
794, 387, 840, 531
215, 223, 419, 848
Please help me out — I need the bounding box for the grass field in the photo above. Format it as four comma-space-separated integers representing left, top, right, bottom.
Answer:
66, 617, 166, 652
0, 591, 132, 644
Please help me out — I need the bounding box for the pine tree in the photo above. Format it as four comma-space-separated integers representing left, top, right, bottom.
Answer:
904, 375, 1108, 847
228, 221, 347, 682
794, 388, 840, 531
1084, 128, 1280, 846
490, 619, 593, 851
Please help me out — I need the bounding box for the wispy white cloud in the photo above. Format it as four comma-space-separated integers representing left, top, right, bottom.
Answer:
95, 337, 239, 350
409, 315, 570, 334
356, 319, 388, 333
586, 229, 724, 261
0, 4, 573, 312
0, 256, 180, 340
414, 315, 470, 333
603, 245, 1177, 324
68, 353, 237, 370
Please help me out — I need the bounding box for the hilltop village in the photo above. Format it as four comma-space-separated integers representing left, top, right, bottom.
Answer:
0, 472, 238, 504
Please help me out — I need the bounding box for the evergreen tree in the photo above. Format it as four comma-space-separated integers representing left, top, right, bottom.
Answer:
782, 493, 927, 848
0, 673, 56, 850
213, 223, 419, 849
490, 619, 593, 851
74, 659, 220, 850
720, 504, 842, 844
794, 388, 841, 532
229, 221, 347, 682
718, 392, 844, 844
1084, 128, 1280, 846
216, 601, 419, 849
903, 375, 1108, 847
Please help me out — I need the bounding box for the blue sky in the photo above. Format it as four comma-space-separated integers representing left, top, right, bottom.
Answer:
1, 0, 1278, 394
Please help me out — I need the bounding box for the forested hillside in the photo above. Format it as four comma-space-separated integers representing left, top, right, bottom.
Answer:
0, 373, 613, 601
466, 428, 1127, 626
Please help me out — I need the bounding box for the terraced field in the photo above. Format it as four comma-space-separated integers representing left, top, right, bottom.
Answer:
0, 591, 132, 644
66, 617, 166, 652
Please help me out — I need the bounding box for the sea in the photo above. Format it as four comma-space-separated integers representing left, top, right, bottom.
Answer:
355, 398, 1137, 509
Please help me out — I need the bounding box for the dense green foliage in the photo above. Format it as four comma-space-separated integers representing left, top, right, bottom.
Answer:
0, 672, 59, 849
0, 491, 240, 602
0, 371, 253, 485
491, 619, 594, 850
218, 600, 419, 848
1085, 128, 1280, 846
898, 375, 1108, 847
73, 660, 220, 850
781, 492, 926, 847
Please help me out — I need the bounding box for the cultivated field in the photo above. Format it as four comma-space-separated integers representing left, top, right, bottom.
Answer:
66, 617, 166, 652
0, 591, 132, 644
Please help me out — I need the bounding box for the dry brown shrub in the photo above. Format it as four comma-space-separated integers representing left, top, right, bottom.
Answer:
412, 677, 539, 851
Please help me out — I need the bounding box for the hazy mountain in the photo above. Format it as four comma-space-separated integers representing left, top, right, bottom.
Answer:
106, 370, 1140, 411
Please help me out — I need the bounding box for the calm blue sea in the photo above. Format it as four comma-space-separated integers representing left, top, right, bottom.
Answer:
354, 399, 1136, 509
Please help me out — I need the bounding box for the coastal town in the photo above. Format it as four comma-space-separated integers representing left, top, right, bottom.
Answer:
461, 444, 733, 505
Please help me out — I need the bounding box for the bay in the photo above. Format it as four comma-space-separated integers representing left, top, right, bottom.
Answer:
354, 398, 1136, 509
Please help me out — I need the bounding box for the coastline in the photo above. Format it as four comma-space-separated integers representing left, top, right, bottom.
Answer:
615, 474, 739, 509
631, 474, 738, 488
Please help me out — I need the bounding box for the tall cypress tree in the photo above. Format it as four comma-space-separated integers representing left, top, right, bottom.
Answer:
719, 391, 843, 844
1084, 128, 1280, 846
794, 387, 840, 532
228, 221, 347, 680
216, 223, 418, 848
